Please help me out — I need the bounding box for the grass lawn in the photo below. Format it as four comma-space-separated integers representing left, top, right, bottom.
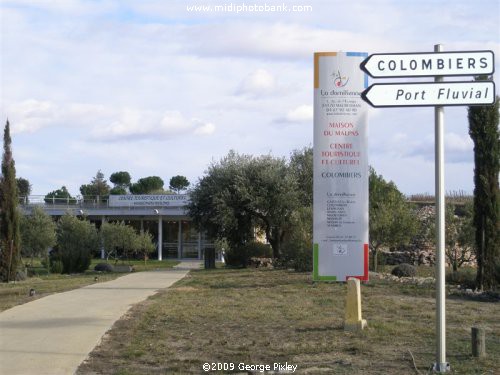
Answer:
78, 267, 499, 375
0, 258, 179, 312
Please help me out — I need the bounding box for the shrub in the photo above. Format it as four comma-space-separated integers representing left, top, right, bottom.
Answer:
57, 214, 99, 273
281, 206, 313, 272
225, 241, 272, 267
50, 260, 63, 274
446, 267, 476, 289
391, 263, 417, 278
94, 263, 114, 272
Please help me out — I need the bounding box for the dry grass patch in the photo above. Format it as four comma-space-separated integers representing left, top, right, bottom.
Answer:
78, 268, 499, 375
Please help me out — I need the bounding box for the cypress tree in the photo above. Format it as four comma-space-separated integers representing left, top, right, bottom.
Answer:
468, 79, 500, 291
0, 120, 22, 282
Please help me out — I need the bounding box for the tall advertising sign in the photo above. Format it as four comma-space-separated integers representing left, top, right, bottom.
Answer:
313, 52, 369, 281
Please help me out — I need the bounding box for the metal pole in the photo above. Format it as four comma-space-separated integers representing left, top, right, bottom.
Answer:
157, 215, 163, 261
433, 43, 449, 373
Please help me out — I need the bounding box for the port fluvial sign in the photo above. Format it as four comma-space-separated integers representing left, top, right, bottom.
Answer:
360, 50, 495, 108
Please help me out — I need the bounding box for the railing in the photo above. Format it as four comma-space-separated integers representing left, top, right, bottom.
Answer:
19, 195, 110, 208
18, 194, 190, 209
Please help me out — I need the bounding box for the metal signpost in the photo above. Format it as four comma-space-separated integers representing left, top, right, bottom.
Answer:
360, 45, 495, 373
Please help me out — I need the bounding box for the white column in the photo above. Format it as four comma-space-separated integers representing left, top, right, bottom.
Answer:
158, 215, 163, 261
100, 216, 106, 259
177, 220, 182, 259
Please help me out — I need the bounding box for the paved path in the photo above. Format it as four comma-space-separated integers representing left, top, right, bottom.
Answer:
0, 261, 201, 375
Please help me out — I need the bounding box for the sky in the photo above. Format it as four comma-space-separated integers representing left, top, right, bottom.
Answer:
1, 0, 499, 197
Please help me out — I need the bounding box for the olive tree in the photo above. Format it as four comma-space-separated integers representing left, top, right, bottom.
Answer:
55, 214, 99, 273
188, 151, 300, 260
20, 206, 56, 266
369, 167, 418, 271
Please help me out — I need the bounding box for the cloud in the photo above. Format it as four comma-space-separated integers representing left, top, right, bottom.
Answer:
180, 21, 400, 61
391, 132, 473, 163
6, 99, 58, 133
194, 121, 216, 135
275, 104, 313, 123
236, 69, 276, 97
90, 109, 215, 141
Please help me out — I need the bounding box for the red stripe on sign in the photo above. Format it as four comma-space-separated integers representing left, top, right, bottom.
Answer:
345, 244, 370, 282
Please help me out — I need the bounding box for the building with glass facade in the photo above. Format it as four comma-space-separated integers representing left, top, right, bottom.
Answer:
19, 194, 214, 260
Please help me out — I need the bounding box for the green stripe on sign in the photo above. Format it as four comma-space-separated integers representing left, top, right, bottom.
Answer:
313, 243, 337, 281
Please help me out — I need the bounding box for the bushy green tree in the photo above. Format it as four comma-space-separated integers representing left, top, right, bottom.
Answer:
100, 221, 139, 261
289, 147, 313, 207
110, 171, 131, 195
130, 176, 164, 194
241, 155, 300, 259
44, 186, 76, 204
369, 167, 418, 271
55, 214, 98, 273
80, 170, 110, 198
468, 87, 500, 290
169, 175, 190, 193
20, 206, 56, 265
188, 151, 299, 259
0, 120, 22, 282
16, 177, 31, 198
189, 151, 256, 250
281, 206, 313, 271
136, 230, 156, 264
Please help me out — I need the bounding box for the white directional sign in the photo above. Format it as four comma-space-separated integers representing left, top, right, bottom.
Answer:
361, 81, 495, 108
360, 50, 495, 78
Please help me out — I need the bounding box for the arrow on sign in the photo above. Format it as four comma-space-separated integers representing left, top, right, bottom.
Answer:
360, 50, 495, 78
361, 81, 496, 108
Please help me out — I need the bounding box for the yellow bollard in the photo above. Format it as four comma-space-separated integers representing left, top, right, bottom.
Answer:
344, 277, 367, 332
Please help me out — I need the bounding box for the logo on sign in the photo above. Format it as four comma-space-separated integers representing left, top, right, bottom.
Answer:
332, 70, 349, 88
333, 243, 348, 256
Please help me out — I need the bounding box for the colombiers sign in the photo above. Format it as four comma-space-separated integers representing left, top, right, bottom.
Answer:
108, 194, 189, 207
313, 52, 369, 282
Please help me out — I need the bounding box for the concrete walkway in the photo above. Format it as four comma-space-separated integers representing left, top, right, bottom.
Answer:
0, 261, 201, 375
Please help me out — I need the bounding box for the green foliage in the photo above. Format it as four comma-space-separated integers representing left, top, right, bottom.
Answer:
289, 147, 313, 207
16, 177, 31, 197
20, 206, 56, 263
110, 186, 127, 195
0, 120, 21, 282
189, 151, 255, 249
80, 170, 110, 198
55, 214, 99, 273
225, 241, 273, 267
44, 186, 77, 204
94, 262, 114, 272
391, 263, 417, 278
169, 175, 190, 193
50, 260, 64, 274
130, 176, 164, 194
446, 267, 476, 289
369, 167, 418, 271
110, 171, 131, 187
100, 222, 155, 262
188, 151, 300, 259
136, 231, 156, 263
468, 86, 500, 291
281, 206, 313, 271
100, 221, 138, 260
